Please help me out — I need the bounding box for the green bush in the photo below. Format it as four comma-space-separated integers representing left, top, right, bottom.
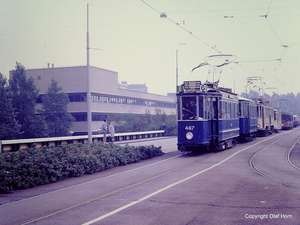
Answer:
0, 142, 163, 194
107, 109, 177, 136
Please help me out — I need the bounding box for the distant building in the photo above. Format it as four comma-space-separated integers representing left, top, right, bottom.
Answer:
25, 66, 176, 135
119, 81, 148, 93
167, 92, 176, 100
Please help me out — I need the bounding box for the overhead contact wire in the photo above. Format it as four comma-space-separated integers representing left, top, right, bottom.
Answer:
140, 0, 222, 54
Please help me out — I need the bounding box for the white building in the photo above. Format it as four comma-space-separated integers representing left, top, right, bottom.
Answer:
26, 66, 176, 135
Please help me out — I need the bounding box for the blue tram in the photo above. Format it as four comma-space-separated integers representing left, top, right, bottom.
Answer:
238, 97, 258, 141
282, 112, 294, 130
177, 81, 239, 152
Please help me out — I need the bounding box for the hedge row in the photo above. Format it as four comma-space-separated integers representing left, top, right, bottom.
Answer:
0, 142, 163, 194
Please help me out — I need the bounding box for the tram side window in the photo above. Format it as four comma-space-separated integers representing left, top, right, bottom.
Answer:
244, 102, 247, 117
235, 103, 238, 118
223, 102, 230, 119
246, 103, 250, 117
241, 102, 245, 117
182, 96, 197, 120
221, 101, 228, 119
231, 103, 235, 118
239, 102, 243, 117
226, 102, 230, 119
252, 105, 257, 118
177, 96, 181, 120
219, 101, 224, 119
204, 97, 215, 120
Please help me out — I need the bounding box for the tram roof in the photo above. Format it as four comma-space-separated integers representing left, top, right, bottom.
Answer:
238, 96, 255, 102
177, 80, 237, 96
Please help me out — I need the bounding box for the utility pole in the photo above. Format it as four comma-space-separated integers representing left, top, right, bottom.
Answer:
176, 50, 178, 91
86, 4, 92, 144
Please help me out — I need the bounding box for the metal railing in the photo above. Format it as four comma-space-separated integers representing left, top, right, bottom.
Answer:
0, 130, 165, 152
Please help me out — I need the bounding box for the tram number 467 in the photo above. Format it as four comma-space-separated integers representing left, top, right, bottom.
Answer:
185, 126, 195, 130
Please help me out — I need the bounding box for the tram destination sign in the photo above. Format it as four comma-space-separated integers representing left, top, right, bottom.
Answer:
183, 81, 207, 93
183, 81, 201, 90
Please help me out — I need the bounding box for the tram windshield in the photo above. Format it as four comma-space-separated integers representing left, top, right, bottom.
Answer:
282, 114, 293, 122
178, 96, 204, 120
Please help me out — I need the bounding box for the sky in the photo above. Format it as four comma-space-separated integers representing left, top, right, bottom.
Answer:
1, 0, 300, 96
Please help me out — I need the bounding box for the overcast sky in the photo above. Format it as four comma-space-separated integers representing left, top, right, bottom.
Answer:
1, 0, 300, 96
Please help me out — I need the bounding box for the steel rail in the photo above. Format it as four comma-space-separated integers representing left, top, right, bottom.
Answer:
249, 137, 300, 189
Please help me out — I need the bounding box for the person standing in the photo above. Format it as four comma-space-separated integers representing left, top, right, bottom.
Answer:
187, 100, 196, 119
101, 119, 107, 142
108, 122, 115, 142
161, 123, 166, 136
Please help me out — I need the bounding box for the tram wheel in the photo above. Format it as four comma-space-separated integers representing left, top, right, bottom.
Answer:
221, 142, 227, 150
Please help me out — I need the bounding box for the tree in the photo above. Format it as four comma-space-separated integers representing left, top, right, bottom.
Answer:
9, 62, 48, 138
41, 78, 74, 137
0, 73, 20, 140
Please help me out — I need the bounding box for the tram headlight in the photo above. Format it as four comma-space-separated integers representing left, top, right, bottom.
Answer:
186, 132, 193, 140
257, 124, 260, 128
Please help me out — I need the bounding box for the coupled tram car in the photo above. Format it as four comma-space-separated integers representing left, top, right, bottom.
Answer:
176, 80, 283, 152
282, 112, 294, 130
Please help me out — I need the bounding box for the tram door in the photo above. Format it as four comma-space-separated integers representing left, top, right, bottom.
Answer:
207, 95, 219, 147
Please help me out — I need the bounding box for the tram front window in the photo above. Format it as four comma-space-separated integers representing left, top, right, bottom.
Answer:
182, 97, 197, 120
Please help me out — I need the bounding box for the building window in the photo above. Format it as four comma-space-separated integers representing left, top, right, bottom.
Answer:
71, 113, 87, 121
92, 114, 107, 121
69, 94, 85, 102
70, 93, 176, 108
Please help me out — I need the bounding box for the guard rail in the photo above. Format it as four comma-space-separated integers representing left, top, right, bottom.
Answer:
0, 130, 165, 152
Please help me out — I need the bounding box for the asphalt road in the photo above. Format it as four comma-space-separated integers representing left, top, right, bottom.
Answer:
1, 129, 300, 225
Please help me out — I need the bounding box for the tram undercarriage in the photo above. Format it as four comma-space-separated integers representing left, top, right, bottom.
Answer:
178, 137, 238, 152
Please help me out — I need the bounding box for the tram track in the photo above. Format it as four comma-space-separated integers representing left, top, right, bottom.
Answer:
2, 134, 300, 224
249, 136, 300, 189
286, 138, 300, 171
16, 153, 203, 225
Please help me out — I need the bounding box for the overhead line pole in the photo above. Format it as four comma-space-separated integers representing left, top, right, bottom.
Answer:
176, 50, 178, 91
86, 4, 92, 144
